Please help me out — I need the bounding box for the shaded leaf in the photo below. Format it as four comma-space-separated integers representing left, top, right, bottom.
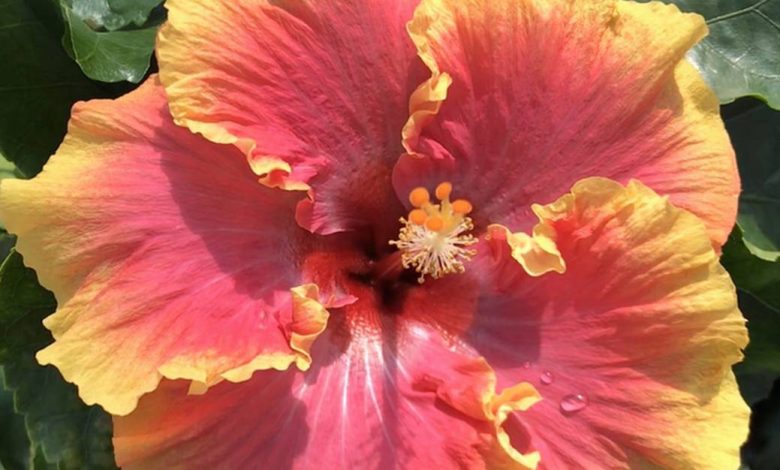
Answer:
0, 252, 117, 470
32, 447, 57, 470
0, 370, 32, 470
0, 0, 103, 176
0, 152, 24, 234
722, 226, 780, 311
0, 231, 15, 261
0, 253, 56, 365
723, 99, 780, 260
3, 364, 117, 470
742, 378, 780, 468
652, 0, 780, 108
733, 291, 780, 405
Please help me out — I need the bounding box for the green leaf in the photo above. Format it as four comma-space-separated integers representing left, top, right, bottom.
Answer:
0, 231, 15, 262
0, 154, 17, 246
60, 0, 161, 83
733, 291, 780, 405
0, 152, 24, 180
0, 369, 32, 470
652, 0, 780, 108
722, 226, 780, 311
723, 99, 780, 261
0, 0, 104, 177
723, 226, 780, 404
3, 365, 117, 470
0, 252, 57, 365
69, 0, 163, 31
0, 252, 117, 470
0, 152, 25, 234
723, 227, 780, 404
742, 379, 780, 469
32, 447, 58, 470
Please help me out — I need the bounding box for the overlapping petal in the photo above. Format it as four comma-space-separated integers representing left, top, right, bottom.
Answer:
471, 178, 748, 468
114, 320, 540, 469
0, 79, 344, 415
394, 0, 738, 247
109, 173, 747, 469
0, 0, 749, 466
157, 0, 427, 237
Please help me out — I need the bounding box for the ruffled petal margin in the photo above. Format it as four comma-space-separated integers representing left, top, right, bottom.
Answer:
114, 322, 541, 469
395, 0, 738, 248
0, 79, 336, 415
472, 178, 749, 469
157, 0, 427, 236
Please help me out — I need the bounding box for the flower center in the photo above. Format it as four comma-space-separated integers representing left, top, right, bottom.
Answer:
390, 182, 477, 283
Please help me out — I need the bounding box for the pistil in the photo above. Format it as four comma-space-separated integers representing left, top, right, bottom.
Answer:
390, 182, 477, 283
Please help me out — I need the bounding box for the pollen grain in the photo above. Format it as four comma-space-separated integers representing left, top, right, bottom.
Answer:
390, 182, 477, 283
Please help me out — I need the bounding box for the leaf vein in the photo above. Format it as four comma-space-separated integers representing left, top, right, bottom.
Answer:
0, 21, 36, 31
754, 9, 780, 34
706, 0, 773, 24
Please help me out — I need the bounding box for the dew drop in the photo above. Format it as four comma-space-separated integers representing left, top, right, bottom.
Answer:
559, 393, 588, 415
522, 361, 531, 369
539, 370, 554, 385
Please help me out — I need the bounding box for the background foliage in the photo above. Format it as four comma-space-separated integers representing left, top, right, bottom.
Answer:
0, 0, 779, 468
0, 0, 162, 468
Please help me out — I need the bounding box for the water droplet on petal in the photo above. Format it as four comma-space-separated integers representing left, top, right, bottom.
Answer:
522, 361, 531, 369
559, 394, 588, 415
539, 370, 554, 385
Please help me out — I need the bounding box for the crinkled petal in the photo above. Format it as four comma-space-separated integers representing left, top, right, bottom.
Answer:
157, 0, 427, 237
394, 0, 738, 247
0, 79, 338, 415
114, 321, 540, 469
486, 224, 565, 277
470, 178, 748, 468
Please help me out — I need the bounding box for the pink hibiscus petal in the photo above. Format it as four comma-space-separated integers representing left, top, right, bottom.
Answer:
0, 78, 349, 415
157, 0, 428, 238
114, 320, 541, 469
395, 0, 738, 247
469, 178, 748, 468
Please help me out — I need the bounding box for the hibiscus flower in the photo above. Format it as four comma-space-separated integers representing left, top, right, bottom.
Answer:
0, 0, 748, 468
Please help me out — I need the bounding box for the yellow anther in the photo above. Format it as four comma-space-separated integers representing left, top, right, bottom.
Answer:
435, 182, 453, 201
452, 199, 473, 215
409, 209, 427, 225
425, 216, 444, 232
409, 187, 430, 208
392, 182, 477, 282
